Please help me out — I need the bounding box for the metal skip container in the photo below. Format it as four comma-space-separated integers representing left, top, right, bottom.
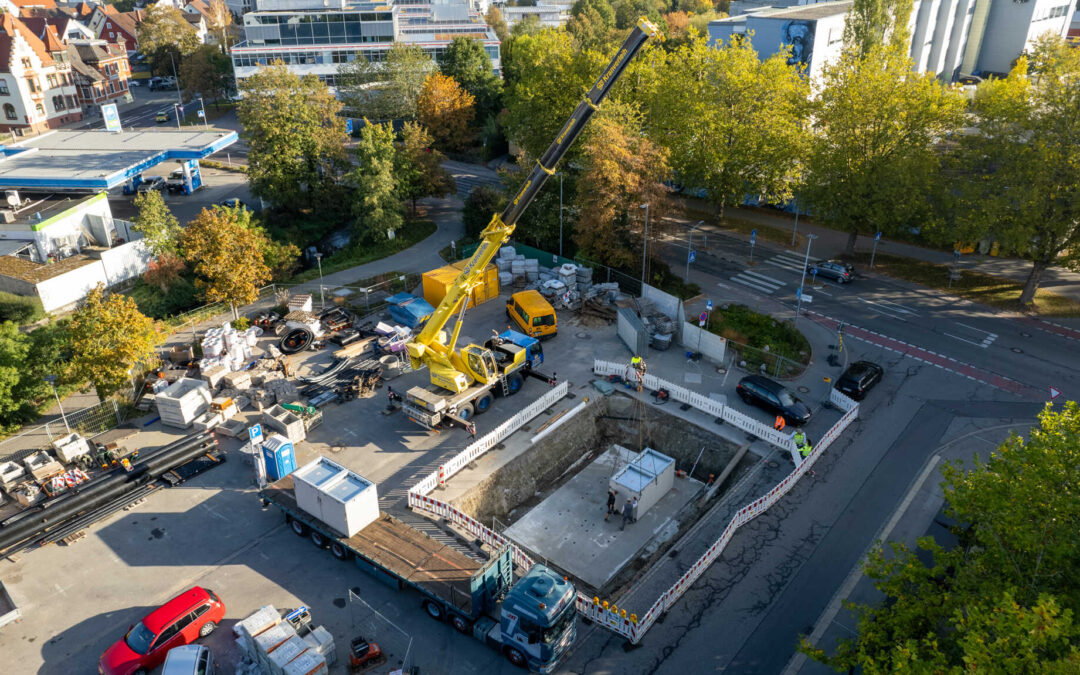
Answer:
292, 456, 379, 537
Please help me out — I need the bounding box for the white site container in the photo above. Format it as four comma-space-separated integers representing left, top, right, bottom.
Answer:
292, 456, 378, 537
609, 447, 676, 520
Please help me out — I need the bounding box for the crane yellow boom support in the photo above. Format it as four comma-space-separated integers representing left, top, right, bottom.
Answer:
406, 18, 660, 389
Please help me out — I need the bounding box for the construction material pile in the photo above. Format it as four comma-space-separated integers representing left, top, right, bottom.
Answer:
234, 605, 335, 675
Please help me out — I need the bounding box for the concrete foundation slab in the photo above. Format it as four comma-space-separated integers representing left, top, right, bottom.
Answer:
505, 447, 702, 590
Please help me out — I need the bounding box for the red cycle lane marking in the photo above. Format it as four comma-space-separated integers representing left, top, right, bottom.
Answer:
807, 312, 1033, 396
1018, 317, 1080, 342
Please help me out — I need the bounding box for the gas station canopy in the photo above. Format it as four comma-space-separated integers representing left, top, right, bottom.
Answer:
0, 129, 238, 192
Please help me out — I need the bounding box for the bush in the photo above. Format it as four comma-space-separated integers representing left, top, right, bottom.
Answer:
0, 291, 44, 324
463, 185, 506, 240
232, 316, 251, 331
127, 276, 201, 319
709, 304, 811, 374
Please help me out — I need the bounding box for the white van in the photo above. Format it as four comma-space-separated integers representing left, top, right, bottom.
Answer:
162, 645, 215, 675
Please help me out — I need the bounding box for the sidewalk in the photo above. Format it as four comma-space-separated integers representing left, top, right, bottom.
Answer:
681, 199, 1080, 304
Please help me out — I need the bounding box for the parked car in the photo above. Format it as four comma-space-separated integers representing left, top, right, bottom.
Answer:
736, 374, 812, 425
835, 360, 884, 400
808, 259, 854, 283
161, 644, 216, 675
156, 108, 171, 124
127, 79, 141, 87
136, 176, 166, 193
147, 76, 165, 91
98, 587, 225, 675
166, 169, 186, 193
217, 198, 249, 211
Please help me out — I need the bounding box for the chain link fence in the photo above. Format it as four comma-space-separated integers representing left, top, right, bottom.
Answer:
0, 400, 123, 464
727, 340, 807, 378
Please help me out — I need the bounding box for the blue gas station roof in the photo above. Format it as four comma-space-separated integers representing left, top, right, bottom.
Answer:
0, 129, 238, 192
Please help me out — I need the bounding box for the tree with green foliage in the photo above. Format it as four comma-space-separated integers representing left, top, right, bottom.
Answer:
180, 44, 233, 102
567, 0, 618, 51
132, 189, 181, 256
136, 4, 200, 77
802, 45, 964, 255
502, 29, 604, 159
437, 37, 503, 122
394, 122, 455, 216
349, 121, 403, 241
338, 44, 434, 122
953, 36, 1080, 305
67, 287, 161, 399
463, 185, 507, 241
843, 0, 914, 56
238, 63, 348, 215
804, 401, 1080, 672
180, 207, 272, 315
485, 6, 510, 44
574, 105, 669, 269
643, 34, 810, 218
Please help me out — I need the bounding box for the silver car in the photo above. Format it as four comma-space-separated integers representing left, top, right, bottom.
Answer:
162, 645, 215, 675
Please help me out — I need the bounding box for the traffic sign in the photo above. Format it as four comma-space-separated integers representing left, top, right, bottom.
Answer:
795, 288, 801, 299
248, 424, 263, 443
801, 294, 813, 303
706, 299, 713, 311
699, 311, 708, 323
810, 267, 818, 276
345, 118, 354, 134
1050, 386, 1062, 400
197, 108, 205, 118
875, 231, 882, 241
688, 250, 696, 263
750, 229, 757, 245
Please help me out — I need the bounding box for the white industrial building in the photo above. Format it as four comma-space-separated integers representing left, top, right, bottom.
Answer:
230, 0, 500, 91
709, 0, 1074, 81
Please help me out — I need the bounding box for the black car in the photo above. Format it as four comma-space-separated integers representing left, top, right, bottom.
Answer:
736, 375, 812, 425
809, 259, 854, 283
835, 361, 884, 400
217, 198, 250, 211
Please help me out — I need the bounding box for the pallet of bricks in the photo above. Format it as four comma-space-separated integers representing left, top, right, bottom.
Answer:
234, 605, 335, 675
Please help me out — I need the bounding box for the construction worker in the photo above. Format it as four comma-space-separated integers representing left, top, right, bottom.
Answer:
774, 415, 786, 431
800, 440, 812, 458
793, 429, 806, 449
631, 355, 646, 374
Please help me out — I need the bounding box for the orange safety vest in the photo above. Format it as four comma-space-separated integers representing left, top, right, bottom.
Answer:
774, 416, 786, 431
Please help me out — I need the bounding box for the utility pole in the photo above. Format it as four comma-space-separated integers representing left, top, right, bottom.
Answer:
198, 96, 208, 130
639, 203, 649, 291
558, 172, 564, 258
795, 233, 818, 323
315, 252, 325, 309
791, 196, 799, 246
686, 220, 703, 282
45, 375, 69, 434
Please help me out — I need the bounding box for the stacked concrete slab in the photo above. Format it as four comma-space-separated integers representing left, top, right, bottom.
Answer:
234, 605, 330, 675
155, 378, 212, 428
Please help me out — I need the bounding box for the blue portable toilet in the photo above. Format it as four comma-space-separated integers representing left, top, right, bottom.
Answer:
262, 434, 297, 481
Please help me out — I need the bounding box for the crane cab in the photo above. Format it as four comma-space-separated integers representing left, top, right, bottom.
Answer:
462, 345, 499, 383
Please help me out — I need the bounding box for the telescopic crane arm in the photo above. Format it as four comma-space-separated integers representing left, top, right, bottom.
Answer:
406, 18, 661, 392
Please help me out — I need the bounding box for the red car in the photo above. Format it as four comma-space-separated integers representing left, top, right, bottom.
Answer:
99, 587, 225, 675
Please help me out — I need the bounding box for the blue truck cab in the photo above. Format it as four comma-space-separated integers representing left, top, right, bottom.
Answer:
487, 329, 544, 368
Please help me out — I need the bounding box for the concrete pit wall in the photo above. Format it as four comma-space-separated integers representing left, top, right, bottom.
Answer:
451, 397, 604, 527
451, 393, 743, 528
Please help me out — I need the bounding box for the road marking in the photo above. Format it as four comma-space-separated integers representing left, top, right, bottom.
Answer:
856, 297, 908, 322
741, 269, 784, 285
731, 269, 785, 294
874, 298, 919, 315
766, 253, 807, 273
953, 322, 998, 348
943, 332, 987, 348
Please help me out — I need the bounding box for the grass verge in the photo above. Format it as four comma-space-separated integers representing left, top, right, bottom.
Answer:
291, 219, 437, 283
0, 290, 45, 324
707, 303, 811, 377
845, 252, 1080, 318
200, 159, 247, 174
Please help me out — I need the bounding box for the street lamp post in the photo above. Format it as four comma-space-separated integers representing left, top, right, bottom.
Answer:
173, 103, 181, 130
639, 203, 649, 291
795, 233, 818, 323
791, 196, 799, 246
314, 252, 325, 309
558, 172, 564, 259
198, 96, 208, 130
168, 51, 182, 107
686, 220, 703, 282
45, 375, 69, 434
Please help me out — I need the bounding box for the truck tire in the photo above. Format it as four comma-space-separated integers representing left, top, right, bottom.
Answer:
288, 516, 308, 537
505, 647, 526, 668
310, 530, 328, 548
422, 600, 444, 621
507, 373, 524, 395
330, 541, 351, 561
474, 393, 494, 414
450, 614, 471, 634
457, 403, 474, 421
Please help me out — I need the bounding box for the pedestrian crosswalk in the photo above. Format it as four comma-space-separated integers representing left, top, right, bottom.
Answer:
764, 252, 809, 274
730, 269, 786, 294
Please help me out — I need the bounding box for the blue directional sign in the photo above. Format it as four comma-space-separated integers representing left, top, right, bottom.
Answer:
706, 299, 713, 311
875, 231, 882, 241
248, 424, 263, 444
810, 266, 818, 276
688, 250, 696, 263
750, 229, 757, 245
345, 118, 354, 134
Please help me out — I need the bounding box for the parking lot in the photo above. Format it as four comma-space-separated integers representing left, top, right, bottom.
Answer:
0, 281, 877, 674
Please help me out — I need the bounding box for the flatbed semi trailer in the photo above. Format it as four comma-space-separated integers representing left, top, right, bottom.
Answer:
262, 475, 578, 673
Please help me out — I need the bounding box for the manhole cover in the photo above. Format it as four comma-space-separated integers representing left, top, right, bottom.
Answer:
576, 331, 591, 339
330, 444, 345, 453
1011, 347, 1023, 354
1020, 331, 1032, 338
796, 385, 810, 393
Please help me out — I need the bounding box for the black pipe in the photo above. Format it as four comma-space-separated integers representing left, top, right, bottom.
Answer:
0, 432, 217, 554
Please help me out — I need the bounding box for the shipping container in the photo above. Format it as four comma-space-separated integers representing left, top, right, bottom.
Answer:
422, 261, 500, 310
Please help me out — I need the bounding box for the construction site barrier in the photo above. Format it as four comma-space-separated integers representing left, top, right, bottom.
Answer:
408, 492, 536, 570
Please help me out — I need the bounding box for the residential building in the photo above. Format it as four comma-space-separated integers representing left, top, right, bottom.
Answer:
184, 0, 220, 44
230, 0, 500, 90
86, 4, 140, 52
708, 0, 1073, 82
0, 12, 82, 135
67, 39, 133, 114
181, 7, 210, 44
21, 15, 96, 42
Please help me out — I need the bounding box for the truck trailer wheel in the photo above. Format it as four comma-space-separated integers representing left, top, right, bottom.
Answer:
422, 600, 444, 621
310, 530, 328, 548
450, 614, 471, 634
288, 516, 308, 537
330, 541, 352, 561
474, 393, 494, 414
505, 647, 526, 668
457, 403, 475, 421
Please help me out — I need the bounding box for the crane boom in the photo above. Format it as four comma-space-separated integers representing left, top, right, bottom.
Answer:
407, 18, 660, 393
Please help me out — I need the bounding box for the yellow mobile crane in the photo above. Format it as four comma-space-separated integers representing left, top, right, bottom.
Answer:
403, 17, 661, 431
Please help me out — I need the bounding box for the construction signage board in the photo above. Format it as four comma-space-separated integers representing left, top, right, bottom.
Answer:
102, 104, 121, 133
